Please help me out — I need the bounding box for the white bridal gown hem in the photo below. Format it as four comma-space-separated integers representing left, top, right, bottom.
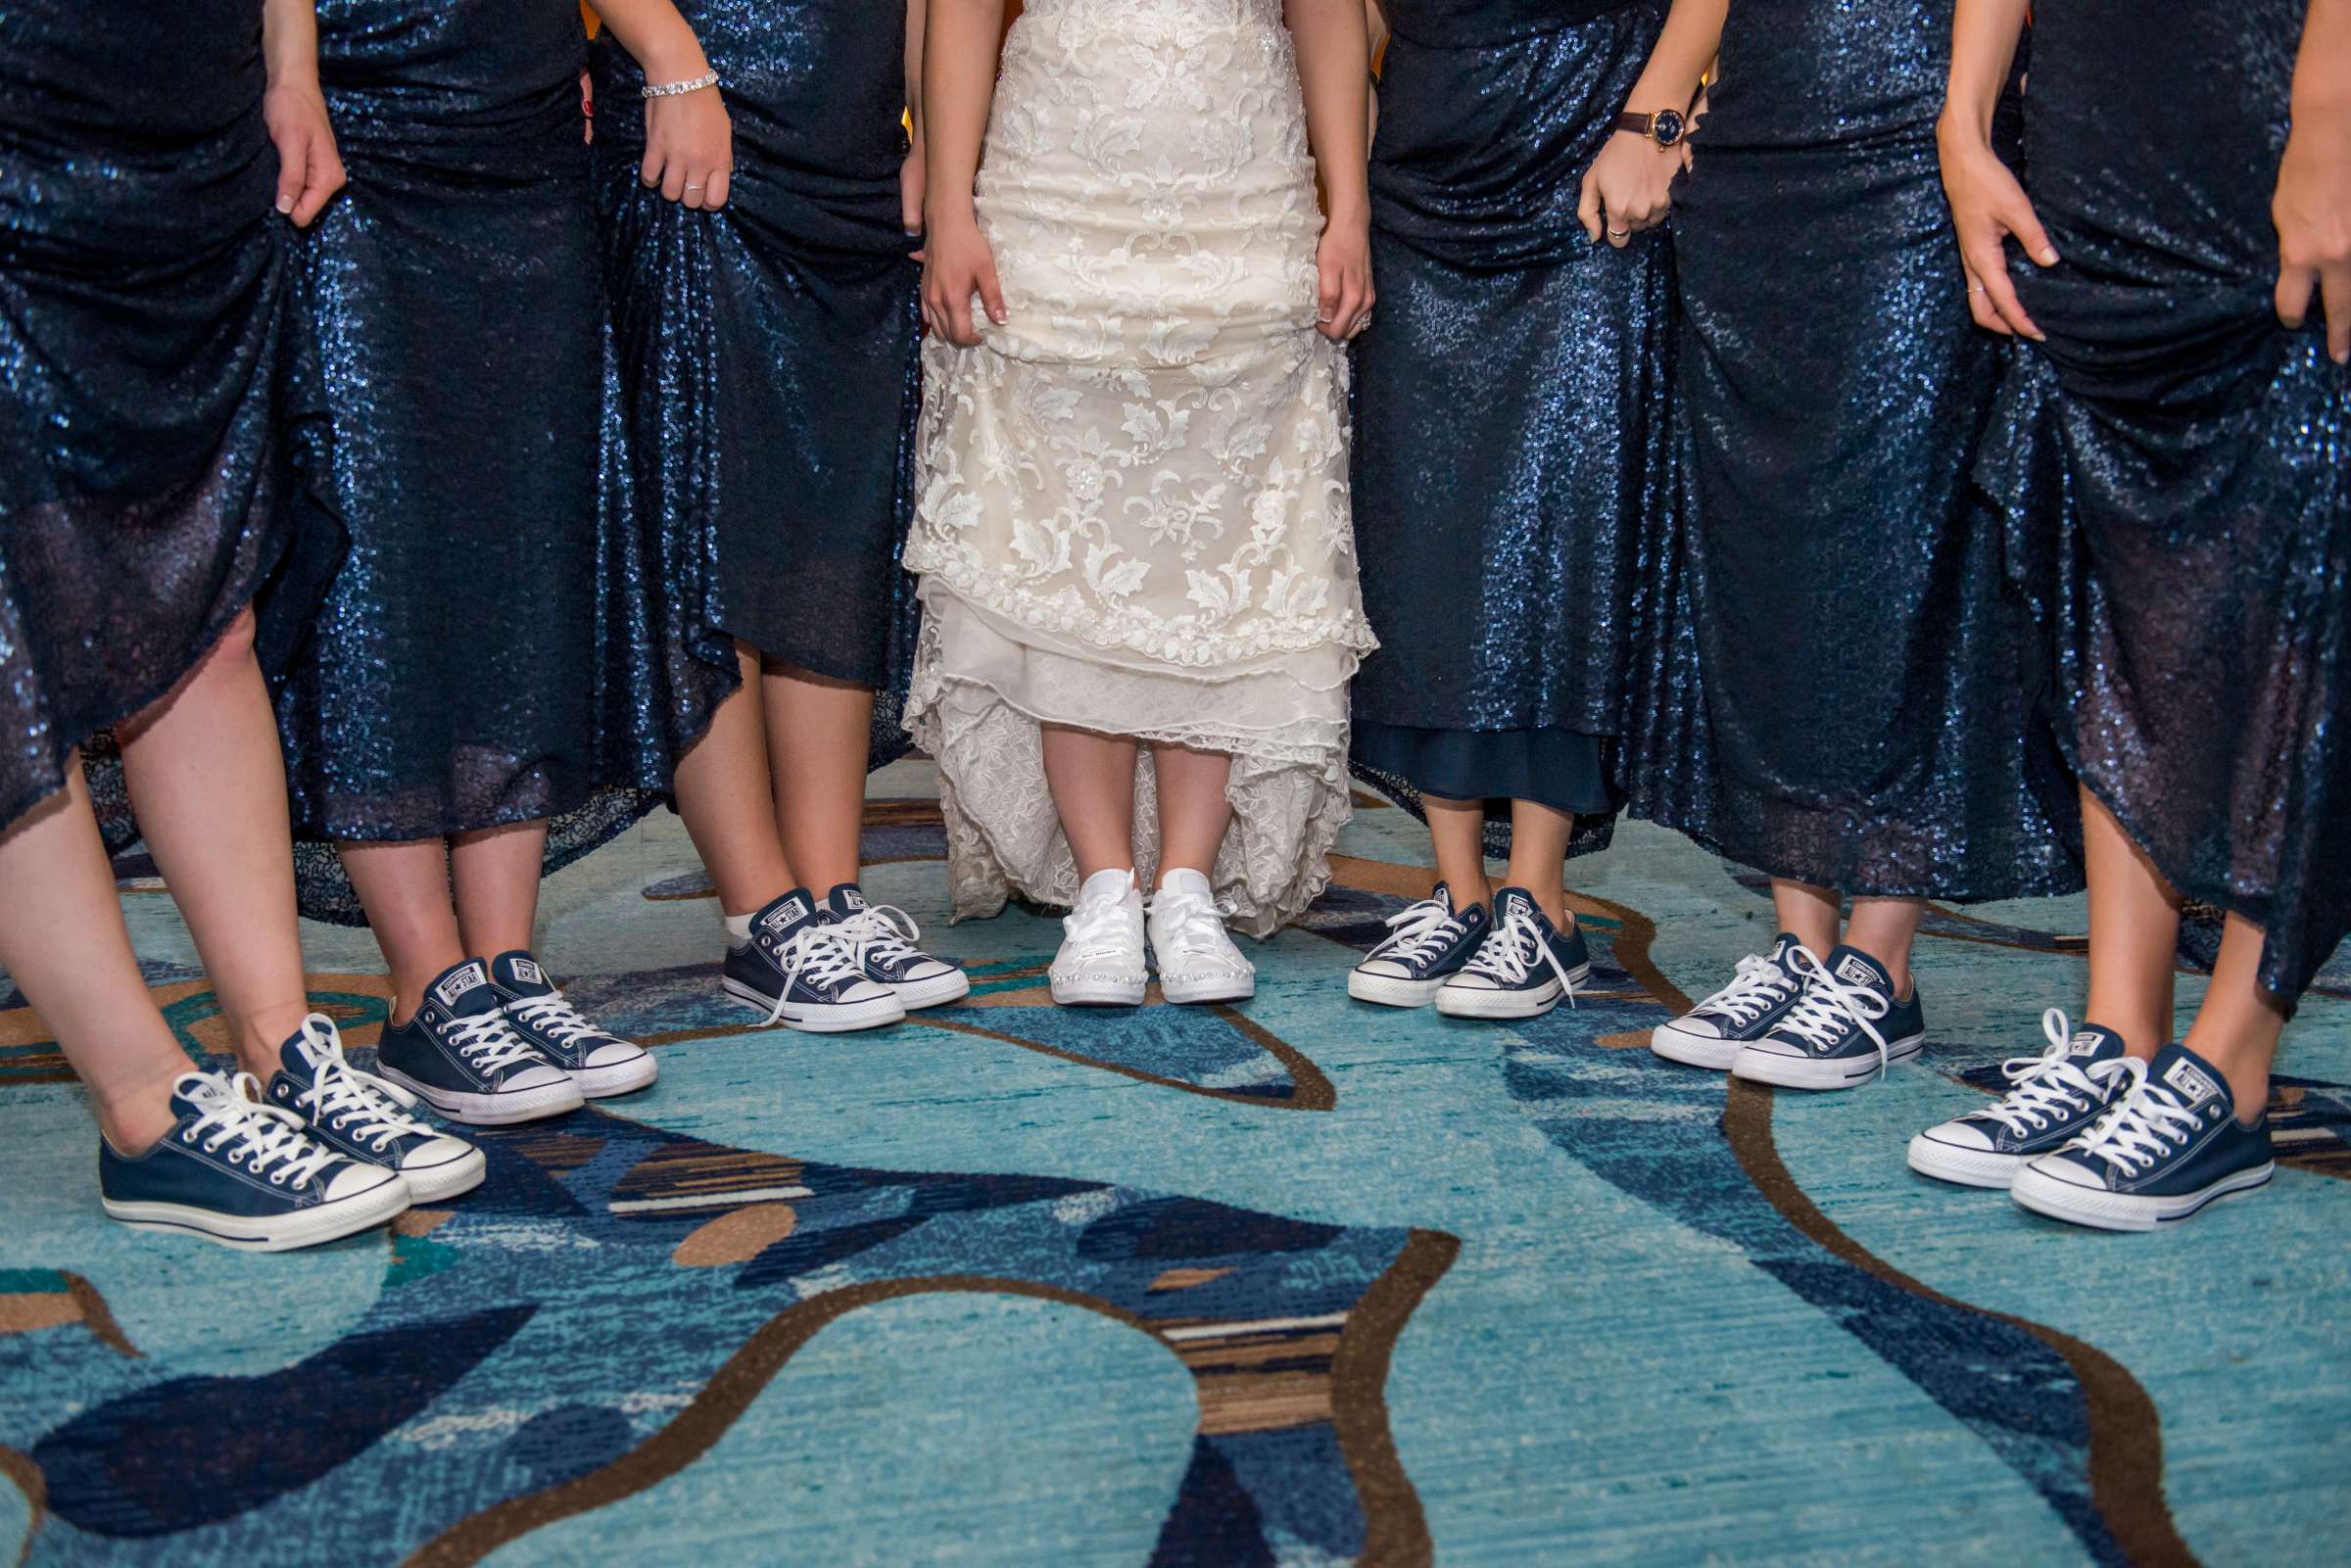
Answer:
905, 591, 1358, 938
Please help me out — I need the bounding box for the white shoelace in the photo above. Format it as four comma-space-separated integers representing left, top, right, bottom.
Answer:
1461, 903, 1579, 1008
504, 989, 616, 1051
1061, 882, 1143, 967
1365, 895, 1468, 973
445, 1011, 549, 1077
2069, 1058, 2207, 1176
177, 1071, 342, 1189
1689, 949, 1803, 1028
291, 1015, 433, 1154
833, 903, 933, 972
1775, 949, 1892, 1073
1971, 1009, 2130, 1138
1149, 886, 1246, 969
757, 921, 872, 1027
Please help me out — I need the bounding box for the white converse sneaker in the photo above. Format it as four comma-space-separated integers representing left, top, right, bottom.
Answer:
1148, 868, 1255, 1006
1051, 868, 1149, 1006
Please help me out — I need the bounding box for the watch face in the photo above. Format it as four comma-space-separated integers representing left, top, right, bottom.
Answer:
1653, 109, 1686, 147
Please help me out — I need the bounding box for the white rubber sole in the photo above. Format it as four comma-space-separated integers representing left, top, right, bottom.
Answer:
103, 1175, 411, 1253
2010, 1160, 2275, 1232
1904, 1132, 2026, 1190
1730, 1031, 1927, 1090
377, 1065, 586, 1126
724, 975, 906, 1033
1159, 973, 1255, 1006
568, 1052, 659, 1099
892, 969, 973, 1011
1050, 971, 1147, 1007
1434, 962, 1593, 1021
1648, 1023, 1746, 1071
1347, 969, 1446, 1009
397, 1147, 488, 1202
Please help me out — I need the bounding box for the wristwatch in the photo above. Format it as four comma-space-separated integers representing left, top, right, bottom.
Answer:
1613, 109, 1688, 149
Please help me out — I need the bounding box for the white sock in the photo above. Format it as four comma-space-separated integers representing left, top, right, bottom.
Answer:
723, 913, 754, 946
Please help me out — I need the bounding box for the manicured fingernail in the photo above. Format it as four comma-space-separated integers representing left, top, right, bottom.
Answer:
2037, 249, 2058, 264
276, 194, 294, 214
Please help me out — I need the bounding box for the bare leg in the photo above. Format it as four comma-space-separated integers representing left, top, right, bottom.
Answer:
338, 839, 464, 1026
2180, 914, 2288, 1123
1042, 724, 1139, 879
1424, 793, 1491, 915
1501, 800, 1574, 929
2081, 785, 2182, 1059
765, 663, 874, 894
1151, 743, 1233, 881
0, 770, 192, 1151
1844, 896, 1927, 1000
453, 819, 549, 958
673, 641, 797, 917
1771, 879, 1841, 959
115, 609, 310, 1076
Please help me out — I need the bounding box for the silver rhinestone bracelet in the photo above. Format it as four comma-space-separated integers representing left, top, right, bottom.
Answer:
641, 71, 719, 99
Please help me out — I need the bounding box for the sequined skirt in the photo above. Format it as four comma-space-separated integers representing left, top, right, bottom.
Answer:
1346, 4, 1669, 857
589, 15, 923, 787
1983, 0, 2351, 1000
0, 0, 327, 833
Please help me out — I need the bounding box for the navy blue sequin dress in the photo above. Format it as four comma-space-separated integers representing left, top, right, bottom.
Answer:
1982, 0, 2351, 1001
1630, 0, 2076, 901
0, 0, 324, 832
592, 0, 921, 784
1349, 0, 1673, 857
272, 0, 647, 923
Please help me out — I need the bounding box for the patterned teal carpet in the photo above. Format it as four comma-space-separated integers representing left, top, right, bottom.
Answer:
4, 760, 2346, 1566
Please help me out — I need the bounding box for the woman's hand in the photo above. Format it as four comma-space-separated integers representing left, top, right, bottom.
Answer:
641, 84, 732, 209
263, 75, 345, 227
2273, 104, 2351, 363
1937, 119, 2056, 340
1577, 129, 1678, 248
1317, 209, 1374, 341
921, 214, 1004, 346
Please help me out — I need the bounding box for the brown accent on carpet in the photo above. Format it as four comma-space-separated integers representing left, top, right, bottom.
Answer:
672, 1204, 800, 1267
1147, 1266, 1236, 1293
1720, 1081, 2198, 1567
0, 1445, 45, 1568
405, 1230, 1459, 1568
920, 1002, 1338, 1112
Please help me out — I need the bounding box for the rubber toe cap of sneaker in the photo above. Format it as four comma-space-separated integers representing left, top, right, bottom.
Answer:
504, 1063, 574, 1094
2023, 1153, 2105, 1189
582, 1041, 648, 1069
1737, 1036, 1808, 1061
405, 1134, 479, 1172
1661, 1016, 1727, 1040
323, 1163, 403, 1202
1918, 1120, 1997, 1153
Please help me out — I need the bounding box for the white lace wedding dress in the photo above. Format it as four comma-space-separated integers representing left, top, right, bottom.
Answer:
902, 0, 1372, 936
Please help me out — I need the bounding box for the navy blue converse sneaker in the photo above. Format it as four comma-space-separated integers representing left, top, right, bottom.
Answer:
1650, 932, 1809, 1069
1732, 944, 1926, 1089
1435, 888, 1592, 1021
487, 950, 658, 1098
100, 1070, 410, 1251
1907, 1012, 2132, 1188
1348, 883, 1492, 1008
724, 888, 906, 1033
374, 958, 585, 1125
263, 1014, 484, 1201
2011, 1042, 2276, 1230
822, 885, 970, 1010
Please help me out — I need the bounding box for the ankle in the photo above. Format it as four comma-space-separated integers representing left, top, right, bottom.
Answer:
96, 1072, 184, 1155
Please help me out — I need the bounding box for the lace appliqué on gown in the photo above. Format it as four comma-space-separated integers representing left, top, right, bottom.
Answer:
902, 0, 1373, 936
